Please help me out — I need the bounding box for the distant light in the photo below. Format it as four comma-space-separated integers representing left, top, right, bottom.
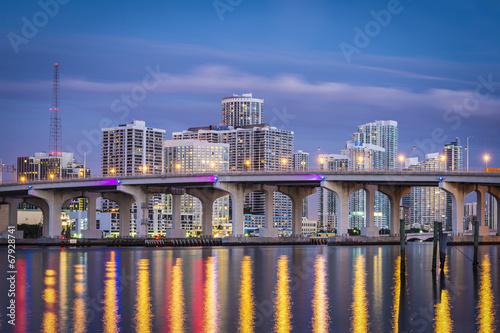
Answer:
438, 176, 444, 181
61, 236, 65, 240
155, 236, 159, 240
214, 176, 219, 182
117, 180, 121, 184
55, 63, 58, 66
28, 185, 32, 189
321, 175, 325, 180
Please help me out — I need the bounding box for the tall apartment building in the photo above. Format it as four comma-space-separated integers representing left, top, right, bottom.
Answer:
402, 153, 447, 230
221, 93, 264, 127
101, 120, 165, 235
163, 140, 230, 235
293, 150, 310, 218
317, 120, 398, 231
172, 124, 295, 229
443, 138, 463, 230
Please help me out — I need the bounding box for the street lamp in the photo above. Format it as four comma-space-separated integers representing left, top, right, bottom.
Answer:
110, 168, 116, 175
398, 155, 404, 170
484, 154, 490, 170
301, 160, 306, 169
49, 173, 55, 180
176, 163, 181, 173
281, 158, 287, 166
20, 176, 26, 182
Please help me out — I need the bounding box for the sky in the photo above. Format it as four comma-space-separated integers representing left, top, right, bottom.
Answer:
1, 0, 500, 178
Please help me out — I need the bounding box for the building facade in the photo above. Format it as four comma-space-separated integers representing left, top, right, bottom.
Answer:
221, 93, 264, 127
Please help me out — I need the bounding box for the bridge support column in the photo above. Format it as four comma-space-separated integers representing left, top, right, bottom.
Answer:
28, 189, 81, 238
83, 192, 101, 238
489, 187, 500, 234
475, 185, 490, 236
278, 186, 316, 236
321, 181, 362, 236
378, 186, 412, 236
439, 182, 475, 235
260, 185, 278, 237
103, 192, 135, 238
187, 188, 227, 237
24, 197, 49, 237
3, 198, 23, 239
117, 185, 153, 238
361, 184, 379, 237
166, 194, 185, 238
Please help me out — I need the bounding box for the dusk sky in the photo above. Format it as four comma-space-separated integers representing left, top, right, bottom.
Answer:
1, 0, 500, 176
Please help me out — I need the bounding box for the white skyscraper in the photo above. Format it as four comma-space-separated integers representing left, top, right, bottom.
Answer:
101, 120, 166, 235
163, 139, 230, 235
221, 93, 264, 127
173, 124, 295, 230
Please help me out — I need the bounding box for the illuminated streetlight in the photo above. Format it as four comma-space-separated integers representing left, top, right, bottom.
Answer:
210, 161, 215, 168
398, 155, 404, 170
49, 174, 55, 180
110, 168, 116, 175
20, 176, 26, 182
176, 163, 181, 173
319, 157, 324, 164
484, 154, 490, 169
281, 158, 287, 165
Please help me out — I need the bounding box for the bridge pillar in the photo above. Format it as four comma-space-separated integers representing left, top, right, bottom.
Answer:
117, 185, 153, 238
3, 198, 22, 228
28, 189, 81, 238
378, 185, 412, 236
321, 181, 362, 236
439, 182, 475, 235
260, 185, 278, 237
488, 187, 500, 234
216, 183, 260, 237
475, 185, 489, 236
24, 197, 49, 237
83, 192, 101, 238
277, 186, 316, 236
102, 192, 135, 237
361, 184, 379, 237
187, 188, 227, 237
166, 194, 185, 238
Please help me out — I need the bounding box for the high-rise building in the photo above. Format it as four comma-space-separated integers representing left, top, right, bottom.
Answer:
293, 150, 309, 218
17, 152, 90, 181
221, 93, 264, 127
101, 120, 166, 235
443, 138, 463, 230
101, 120, 165, 176
173, 124, 295, 229
163, 140, 230, 235
402, 153, 447, 230
317, 120, 398, 231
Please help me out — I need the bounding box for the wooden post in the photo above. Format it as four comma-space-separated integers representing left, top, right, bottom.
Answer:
432, 221, 438, 272
438, 223, 447, 270
400, 219, 406, 271
473, 220, 479, 267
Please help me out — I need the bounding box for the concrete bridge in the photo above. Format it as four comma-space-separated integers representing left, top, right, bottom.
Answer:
0, 171, 499, 239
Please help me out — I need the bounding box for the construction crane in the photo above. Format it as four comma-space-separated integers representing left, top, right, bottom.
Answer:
49, 63, 62, 156
0, 160, 16, 183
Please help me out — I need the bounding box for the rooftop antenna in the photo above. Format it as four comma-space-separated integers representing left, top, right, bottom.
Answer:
49, 63, 62, 156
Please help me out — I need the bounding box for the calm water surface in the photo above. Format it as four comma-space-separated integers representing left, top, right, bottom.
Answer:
0, 244, 499, 332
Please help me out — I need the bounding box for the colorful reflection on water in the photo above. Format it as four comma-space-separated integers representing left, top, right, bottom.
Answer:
103, 251, 120, 333
204, 256, 219, 333
311, 254, 329, 333
238, 256, 255, 333
170, 258, 185, 333
351, 255, 369, 333
391, 256, 401, 333
135, 259, 153, 333
477, 255, 496, 333
274, 255, 292, 333
2, 244, 500, 332
42, 269, 58, 333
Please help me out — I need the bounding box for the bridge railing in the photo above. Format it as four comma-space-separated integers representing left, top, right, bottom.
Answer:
3, 168, 499, 185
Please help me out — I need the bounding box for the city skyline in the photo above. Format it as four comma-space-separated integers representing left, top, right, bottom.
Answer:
1, 1, 499, 177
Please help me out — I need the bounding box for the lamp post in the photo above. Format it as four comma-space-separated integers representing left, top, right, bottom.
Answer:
398, 155, 404, 171
466, 136, 473, 171
440, 155, 446, 171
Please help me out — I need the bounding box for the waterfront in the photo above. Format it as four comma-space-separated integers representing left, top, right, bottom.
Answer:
0, 244, 498, 332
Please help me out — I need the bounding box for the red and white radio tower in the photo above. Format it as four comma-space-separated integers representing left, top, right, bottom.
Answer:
49, 63, 62, 156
